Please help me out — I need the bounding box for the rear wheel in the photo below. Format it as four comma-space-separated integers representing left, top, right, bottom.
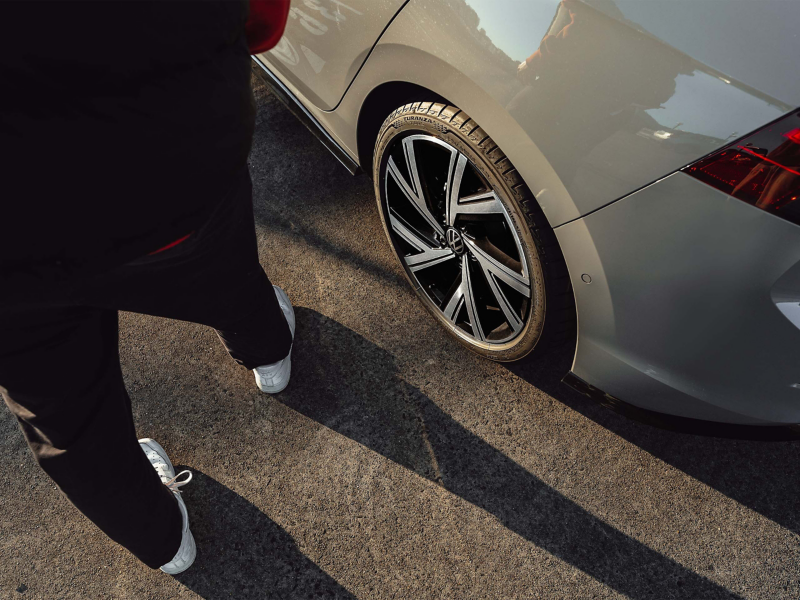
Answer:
373, 102, 574, 361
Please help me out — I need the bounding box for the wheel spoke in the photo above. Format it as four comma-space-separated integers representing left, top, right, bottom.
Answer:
447, 150, 505, 225
446, 154, 467, 226
484, 271, 524, 333
442, 282, 465, 323
464, 237, 530, 297
440, 255, 485, 341
461, 254, 486, 341
389, 213, 455, 272
406, 250, 456, 271
402, 137, 424, 199
387, 153, 445, 237
452, 190, 505, 218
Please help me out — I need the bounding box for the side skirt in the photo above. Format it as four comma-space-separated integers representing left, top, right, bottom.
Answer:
251, 57, 361, 176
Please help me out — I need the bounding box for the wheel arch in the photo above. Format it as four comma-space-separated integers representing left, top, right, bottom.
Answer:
355, 82, 451, 177
341, 45, 579, 358
344, 43, 581, 229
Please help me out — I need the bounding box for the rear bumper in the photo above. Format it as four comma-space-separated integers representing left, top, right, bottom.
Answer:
556, 172, 800, 425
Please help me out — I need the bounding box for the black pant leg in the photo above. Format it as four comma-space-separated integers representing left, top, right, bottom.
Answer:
74, 169, 292, 369
0, 305, 182, 569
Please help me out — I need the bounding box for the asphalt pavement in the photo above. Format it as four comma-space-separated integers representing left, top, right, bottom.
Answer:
1, 76, 799, 600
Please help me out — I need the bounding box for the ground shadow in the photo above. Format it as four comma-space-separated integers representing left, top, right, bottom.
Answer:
252, 204, 408, 293
174, 469, 355, 600
249, 77, 796, 576
505, 348, 800, 537
278, 308, 741, 599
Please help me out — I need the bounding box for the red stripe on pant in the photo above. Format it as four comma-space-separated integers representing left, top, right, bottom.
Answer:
148, 232, 193, 256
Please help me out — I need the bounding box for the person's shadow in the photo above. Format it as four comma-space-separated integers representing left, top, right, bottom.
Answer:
174, 468, 356, 600
256, 308, 742, 600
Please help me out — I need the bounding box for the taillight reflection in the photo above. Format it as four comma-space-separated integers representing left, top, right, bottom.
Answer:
683, 111, 800, 224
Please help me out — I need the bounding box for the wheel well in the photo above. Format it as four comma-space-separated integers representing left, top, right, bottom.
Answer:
356, 82, 450, 177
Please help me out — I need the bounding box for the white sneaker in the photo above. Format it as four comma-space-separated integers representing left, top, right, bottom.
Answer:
253, 285, 295, 394
139, 438, 196, 575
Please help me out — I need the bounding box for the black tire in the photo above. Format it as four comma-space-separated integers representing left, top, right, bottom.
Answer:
373, 101, 575, 362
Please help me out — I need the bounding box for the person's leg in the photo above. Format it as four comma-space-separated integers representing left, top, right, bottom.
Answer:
0, 305, 182, 568
75, 168, 292, 370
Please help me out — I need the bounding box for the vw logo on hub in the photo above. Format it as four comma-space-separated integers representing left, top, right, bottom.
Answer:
446, 228, 466, 255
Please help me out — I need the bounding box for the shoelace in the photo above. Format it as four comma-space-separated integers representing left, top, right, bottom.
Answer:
165, 470, 192, 494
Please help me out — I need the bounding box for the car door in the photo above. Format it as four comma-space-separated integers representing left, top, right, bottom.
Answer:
257, 0, 407, 111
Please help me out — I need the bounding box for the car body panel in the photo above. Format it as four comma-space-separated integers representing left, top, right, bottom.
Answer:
323, 3, 581, 226
594, 0, 800, 107
264, 0, 799, 227
340, 0, 795, 228
256, 0, 800, 424
256, 0, 407, 110
557, 172, 800, 424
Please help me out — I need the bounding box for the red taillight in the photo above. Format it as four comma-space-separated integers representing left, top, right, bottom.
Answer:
783, 128, 800, 145
683, 111, 800, 224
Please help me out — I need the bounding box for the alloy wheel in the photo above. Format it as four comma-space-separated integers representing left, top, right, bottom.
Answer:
382, 134, 532, 346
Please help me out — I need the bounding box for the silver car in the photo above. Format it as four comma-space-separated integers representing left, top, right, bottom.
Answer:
252, 0, 800, 426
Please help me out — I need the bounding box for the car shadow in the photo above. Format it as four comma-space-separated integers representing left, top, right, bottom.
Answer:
173, 468, 355, 600
504, 347, 800, 537
275, 308, 742, 599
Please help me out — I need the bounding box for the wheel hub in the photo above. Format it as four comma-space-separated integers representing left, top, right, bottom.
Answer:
445, 228, 466, 255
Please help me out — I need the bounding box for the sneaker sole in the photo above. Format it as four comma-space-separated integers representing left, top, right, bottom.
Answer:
260, 381, 290, 394
253, 285, 294, 395
160, 530, 196, 575
255, 356, 292, 394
